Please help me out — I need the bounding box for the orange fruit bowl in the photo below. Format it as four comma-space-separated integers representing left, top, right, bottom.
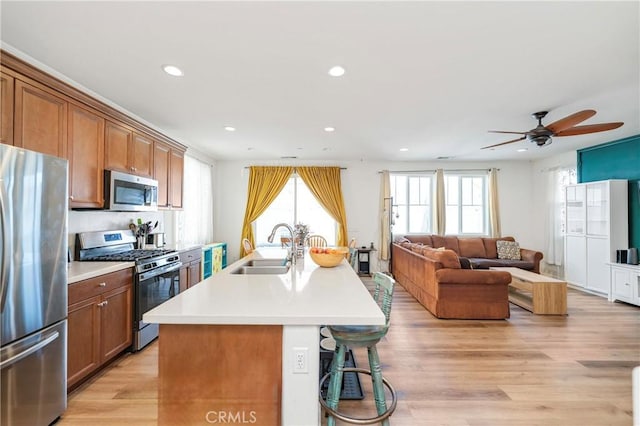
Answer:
309, 247, 349, 268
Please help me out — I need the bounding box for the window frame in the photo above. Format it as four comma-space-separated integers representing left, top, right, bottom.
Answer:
389, 173, 433, 235
444, 172, 489, 236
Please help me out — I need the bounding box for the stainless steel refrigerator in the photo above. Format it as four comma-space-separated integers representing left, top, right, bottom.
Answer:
1, 144, 68, 425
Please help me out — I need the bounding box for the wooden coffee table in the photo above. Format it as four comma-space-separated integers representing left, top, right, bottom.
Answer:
490, 267, 567, 315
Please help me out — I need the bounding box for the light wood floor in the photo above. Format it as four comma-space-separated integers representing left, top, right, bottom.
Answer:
59, 281, 639, 426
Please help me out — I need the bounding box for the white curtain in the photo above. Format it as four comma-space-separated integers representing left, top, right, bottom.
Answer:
379, 170, 391, 261
176, 155, 214, 245
488, 168, 501, 238
545, 169, 565, 266
433, 169, 446, 235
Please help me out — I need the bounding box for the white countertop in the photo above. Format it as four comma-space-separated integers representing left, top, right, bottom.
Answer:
143, 248, 385, 326
67, 261, 135, 284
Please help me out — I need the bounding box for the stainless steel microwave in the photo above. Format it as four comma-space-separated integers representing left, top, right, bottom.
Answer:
104, 170, 158, 211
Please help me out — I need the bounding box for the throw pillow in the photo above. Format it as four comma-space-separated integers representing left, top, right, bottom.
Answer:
496, 240, 521, 260
458, 257, 473, 269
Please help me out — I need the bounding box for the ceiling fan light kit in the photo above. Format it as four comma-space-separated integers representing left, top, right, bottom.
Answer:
482, 109, 623, 150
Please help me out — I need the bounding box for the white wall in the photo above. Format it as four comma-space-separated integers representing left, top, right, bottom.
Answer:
213, 159, 539, 271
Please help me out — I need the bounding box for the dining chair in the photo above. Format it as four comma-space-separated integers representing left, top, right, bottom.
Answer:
306, 235, 327, 248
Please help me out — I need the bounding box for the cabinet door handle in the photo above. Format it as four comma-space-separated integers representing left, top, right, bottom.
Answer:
97, 301, 105, 307
69, 195, 74, 200
98, 282, 107, 287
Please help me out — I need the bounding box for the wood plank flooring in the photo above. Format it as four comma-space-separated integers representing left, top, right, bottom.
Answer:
59, 281, 639, 426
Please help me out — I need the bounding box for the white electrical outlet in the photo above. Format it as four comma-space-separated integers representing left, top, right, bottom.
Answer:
293, 347, 308, 374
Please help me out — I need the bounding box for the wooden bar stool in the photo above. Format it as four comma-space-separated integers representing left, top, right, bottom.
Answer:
319, 272, 397, 425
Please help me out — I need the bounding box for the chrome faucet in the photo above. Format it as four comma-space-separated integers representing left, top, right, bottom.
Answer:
267, 223, 296, 264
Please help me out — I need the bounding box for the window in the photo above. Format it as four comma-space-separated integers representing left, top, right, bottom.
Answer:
390, 174, 432, 234
445, 174, 487, 235
176, 155, 214, 245
254, 175, 336, 246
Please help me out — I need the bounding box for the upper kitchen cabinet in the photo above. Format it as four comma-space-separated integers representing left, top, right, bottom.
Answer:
0, 71, 14, 145
68, 103, 105, 208
14, 79, 67, 158
170, 149, 184, 209
154, 140, 184, 209
105, 121, 153, 178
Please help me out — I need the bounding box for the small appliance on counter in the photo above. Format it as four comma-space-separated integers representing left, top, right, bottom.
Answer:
616, 249, 628, 264
627, 248, 639, 265
145, 232, 166, 249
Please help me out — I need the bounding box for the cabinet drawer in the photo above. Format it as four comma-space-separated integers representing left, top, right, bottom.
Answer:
69, 268, 133, 305
179, 248, 201, 264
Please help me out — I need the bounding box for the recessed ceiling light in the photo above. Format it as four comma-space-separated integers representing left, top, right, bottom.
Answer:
399, 148, 409, 152
324, 127, 335, 132
224, 126, 236, 132
162, 64, 184, 77
517, 148, 528, 152
328, 66, 345, 77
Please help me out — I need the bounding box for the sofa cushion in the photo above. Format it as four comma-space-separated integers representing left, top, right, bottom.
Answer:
483, 237, 515, 259
497, 241, 521, 260
458, 238, 487, 258
407, 235, 433, 246
469, 258, 535, 271
422, 247, 461, 269
431, 235, 460, 253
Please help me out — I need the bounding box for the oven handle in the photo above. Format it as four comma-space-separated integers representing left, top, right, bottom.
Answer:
138, 261, 183, 281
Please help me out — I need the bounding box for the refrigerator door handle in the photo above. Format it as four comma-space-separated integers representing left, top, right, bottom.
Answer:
0, 183, 9, 312
0, 331, 59, 370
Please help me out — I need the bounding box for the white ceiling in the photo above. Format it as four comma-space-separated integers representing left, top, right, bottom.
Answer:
1, 1, 638, 162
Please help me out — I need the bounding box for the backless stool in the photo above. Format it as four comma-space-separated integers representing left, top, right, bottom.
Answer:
319, 272, 397, 425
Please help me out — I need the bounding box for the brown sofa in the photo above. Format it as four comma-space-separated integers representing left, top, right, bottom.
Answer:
393, 234, 543, 273
391, 242, 512, 319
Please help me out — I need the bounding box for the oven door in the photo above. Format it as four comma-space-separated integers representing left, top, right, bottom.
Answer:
134, 262, 181, 330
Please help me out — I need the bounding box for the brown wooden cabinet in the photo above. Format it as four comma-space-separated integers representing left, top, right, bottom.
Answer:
105, 120, 154, 178
153, 141, 170, 207
68, 103, 105, 208
179, 247, 202, 290
154, 140, 184, 209
14, 79, 67, 157
131, 132, 153, 177
169, 149, 184, 209
0, 71, 14, 145
67, 268, 132, 390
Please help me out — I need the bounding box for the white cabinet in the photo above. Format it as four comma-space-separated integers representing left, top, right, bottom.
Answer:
609, 263, 640, 306
564, 180, 628, 297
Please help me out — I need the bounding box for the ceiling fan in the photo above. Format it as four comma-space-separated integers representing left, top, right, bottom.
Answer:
482, 110, 623, 149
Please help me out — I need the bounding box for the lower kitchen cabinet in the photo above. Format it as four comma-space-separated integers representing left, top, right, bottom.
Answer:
67, 268, 132, 390
179, 247, 202, 291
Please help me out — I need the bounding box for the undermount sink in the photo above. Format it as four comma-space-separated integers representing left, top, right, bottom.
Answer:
243, 258, 289, 267
230, 258, 290, 275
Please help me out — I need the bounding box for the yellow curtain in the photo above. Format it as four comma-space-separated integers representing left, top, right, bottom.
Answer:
297, 167, 349, 247
240, 166, 293, 257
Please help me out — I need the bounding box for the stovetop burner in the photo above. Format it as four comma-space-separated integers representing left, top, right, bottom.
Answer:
82, 248, 175, 262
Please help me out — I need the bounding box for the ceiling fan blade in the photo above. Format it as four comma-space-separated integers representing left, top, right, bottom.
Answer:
488, 130, 528, 135
555, 122, 624, 137
546, 110, 596, 133
481, 136, 527, 149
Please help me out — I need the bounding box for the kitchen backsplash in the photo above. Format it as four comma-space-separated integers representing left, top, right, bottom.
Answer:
68, 210, 176, 259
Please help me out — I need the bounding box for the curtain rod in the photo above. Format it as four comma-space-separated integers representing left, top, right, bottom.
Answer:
244, 166, 347, 170
378, 168, 498, 173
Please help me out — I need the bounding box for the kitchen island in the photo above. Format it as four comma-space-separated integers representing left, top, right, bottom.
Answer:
143, 248, 384, 426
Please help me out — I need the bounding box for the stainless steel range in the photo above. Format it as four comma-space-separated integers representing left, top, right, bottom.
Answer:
76, 230, 181, 351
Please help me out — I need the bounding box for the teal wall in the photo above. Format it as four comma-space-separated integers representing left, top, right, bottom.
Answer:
577, 135, 640, 248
